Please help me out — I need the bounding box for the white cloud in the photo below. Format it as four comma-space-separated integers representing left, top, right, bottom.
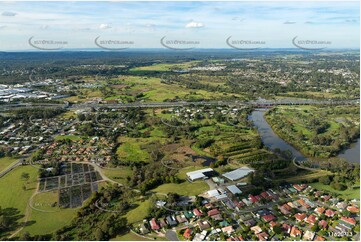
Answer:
99, 24, 111, 29
2, 11, 17, 17
145, 23, 155, 28
284, 21, 296, 24
185, 21, 204, 28
40, 25, 49, 30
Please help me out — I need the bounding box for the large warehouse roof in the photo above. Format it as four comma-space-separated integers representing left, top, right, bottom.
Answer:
187, 168, 214, 181
222, 167, 254, 181
227, 185, 242, 195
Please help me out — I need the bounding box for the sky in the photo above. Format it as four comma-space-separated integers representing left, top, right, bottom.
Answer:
0, 1, 359, 51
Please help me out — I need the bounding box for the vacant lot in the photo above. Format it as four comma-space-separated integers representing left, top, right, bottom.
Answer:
309, 182, 360, 200
152, 180, 209, 196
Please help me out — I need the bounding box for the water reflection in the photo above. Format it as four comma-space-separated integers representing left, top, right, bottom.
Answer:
249, 109, 360, 163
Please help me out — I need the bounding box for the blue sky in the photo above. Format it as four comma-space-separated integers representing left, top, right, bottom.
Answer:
0, 1, 359, 50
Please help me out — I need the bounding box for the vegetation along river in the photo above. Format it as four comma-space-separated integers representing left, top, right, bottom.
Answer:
249, 109, 360, 163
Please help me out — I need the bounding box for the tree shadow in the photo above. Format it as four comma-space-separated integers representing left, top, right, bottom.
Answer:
0, 207, 36, 239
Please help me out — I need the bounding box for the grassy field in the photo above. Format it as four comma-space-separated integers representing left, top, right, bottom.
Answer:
116, 140, 150, 163
129, 61, 197, 72
58, 111, 76, 119
282, 170, 333, 183
125, 198, 152, 224
0, 166, 38, 234
112, 75, 238, 102
277, 91, 352, 100
309, 182, 360, 200
24, 205, 78, 236
101, 166, 133, 184
152, 180, 209, 196
0, 157, 18, 172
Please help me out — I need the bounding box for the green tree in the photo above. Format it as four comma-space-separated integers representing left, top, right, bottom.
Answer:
21, 172, 30, 181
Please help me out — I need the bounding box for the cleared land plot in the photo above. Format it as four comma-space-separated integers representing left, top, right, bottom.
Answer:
309, 182, 360, 200
152, 180, 209, 196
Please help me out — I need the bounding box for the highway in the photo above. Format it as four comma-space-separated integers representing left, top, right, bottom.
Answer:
0, 98, 359, 111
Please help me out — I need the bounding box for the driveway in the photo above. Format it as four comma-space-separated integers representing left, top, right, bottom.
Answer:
165, 230, 179, 241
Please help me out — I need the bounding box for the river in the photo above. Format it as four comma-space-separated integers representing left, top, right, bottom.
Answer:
249, 109, 360, 163
337, 138, 360, 163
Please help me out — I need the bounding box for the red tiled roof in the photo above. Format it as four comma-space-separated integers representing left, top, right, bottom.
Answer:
315, 207, 325, 215
341, 217, 356, 226
262, 214, 276, 222
260, 192, 270, 199
347, 206, 360, 213
290, 226, 302, 237
281, 203, 292, 211
193, 208, 202, 216
183, 228, 192, 238
306, 214, 317, 225
257, 232, 269, 241
297, 199, 310, 208
255, 195, 262, 201
293, 184, 302, 191
282, 224, 291, 234
234, 200, 244, 208
207, 208, 220, 216
150, 218, 160, 230
314, 235, 325, 241
269, 221, 278, 228
249, 195, 258, 203
322, 195, 330, 201
295, 213, 306, 221
318, 220, 328, 229
325, 209, 336, 217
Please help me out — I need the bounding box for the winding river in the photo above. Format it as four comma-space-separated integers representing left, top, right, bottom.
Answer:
337, 138, 360, 163
249, 109, 360, 163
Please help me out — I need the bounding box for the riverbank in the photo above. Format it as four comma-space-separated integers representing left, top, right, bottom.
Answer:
262, 106, 360, 162
249, 109, 306, 161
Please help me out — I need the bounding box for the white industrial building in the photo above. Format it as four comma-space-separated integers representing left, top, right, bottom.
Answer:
186, 168, 214, 181
226, 185, 242, 195
222, 167, 255, 181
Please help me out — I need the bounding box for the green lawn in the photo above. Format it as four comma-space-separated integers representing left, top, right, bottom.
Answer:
101, 166, 133, 184
0, 157, 18, 173
152, 180, 209, 196
0, 166, 38, 234
125, 198, 152, 224
309, 182, 360, 200
23, 205, 78, 236
116, 141, 150, 163
129, 61, 197, 72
